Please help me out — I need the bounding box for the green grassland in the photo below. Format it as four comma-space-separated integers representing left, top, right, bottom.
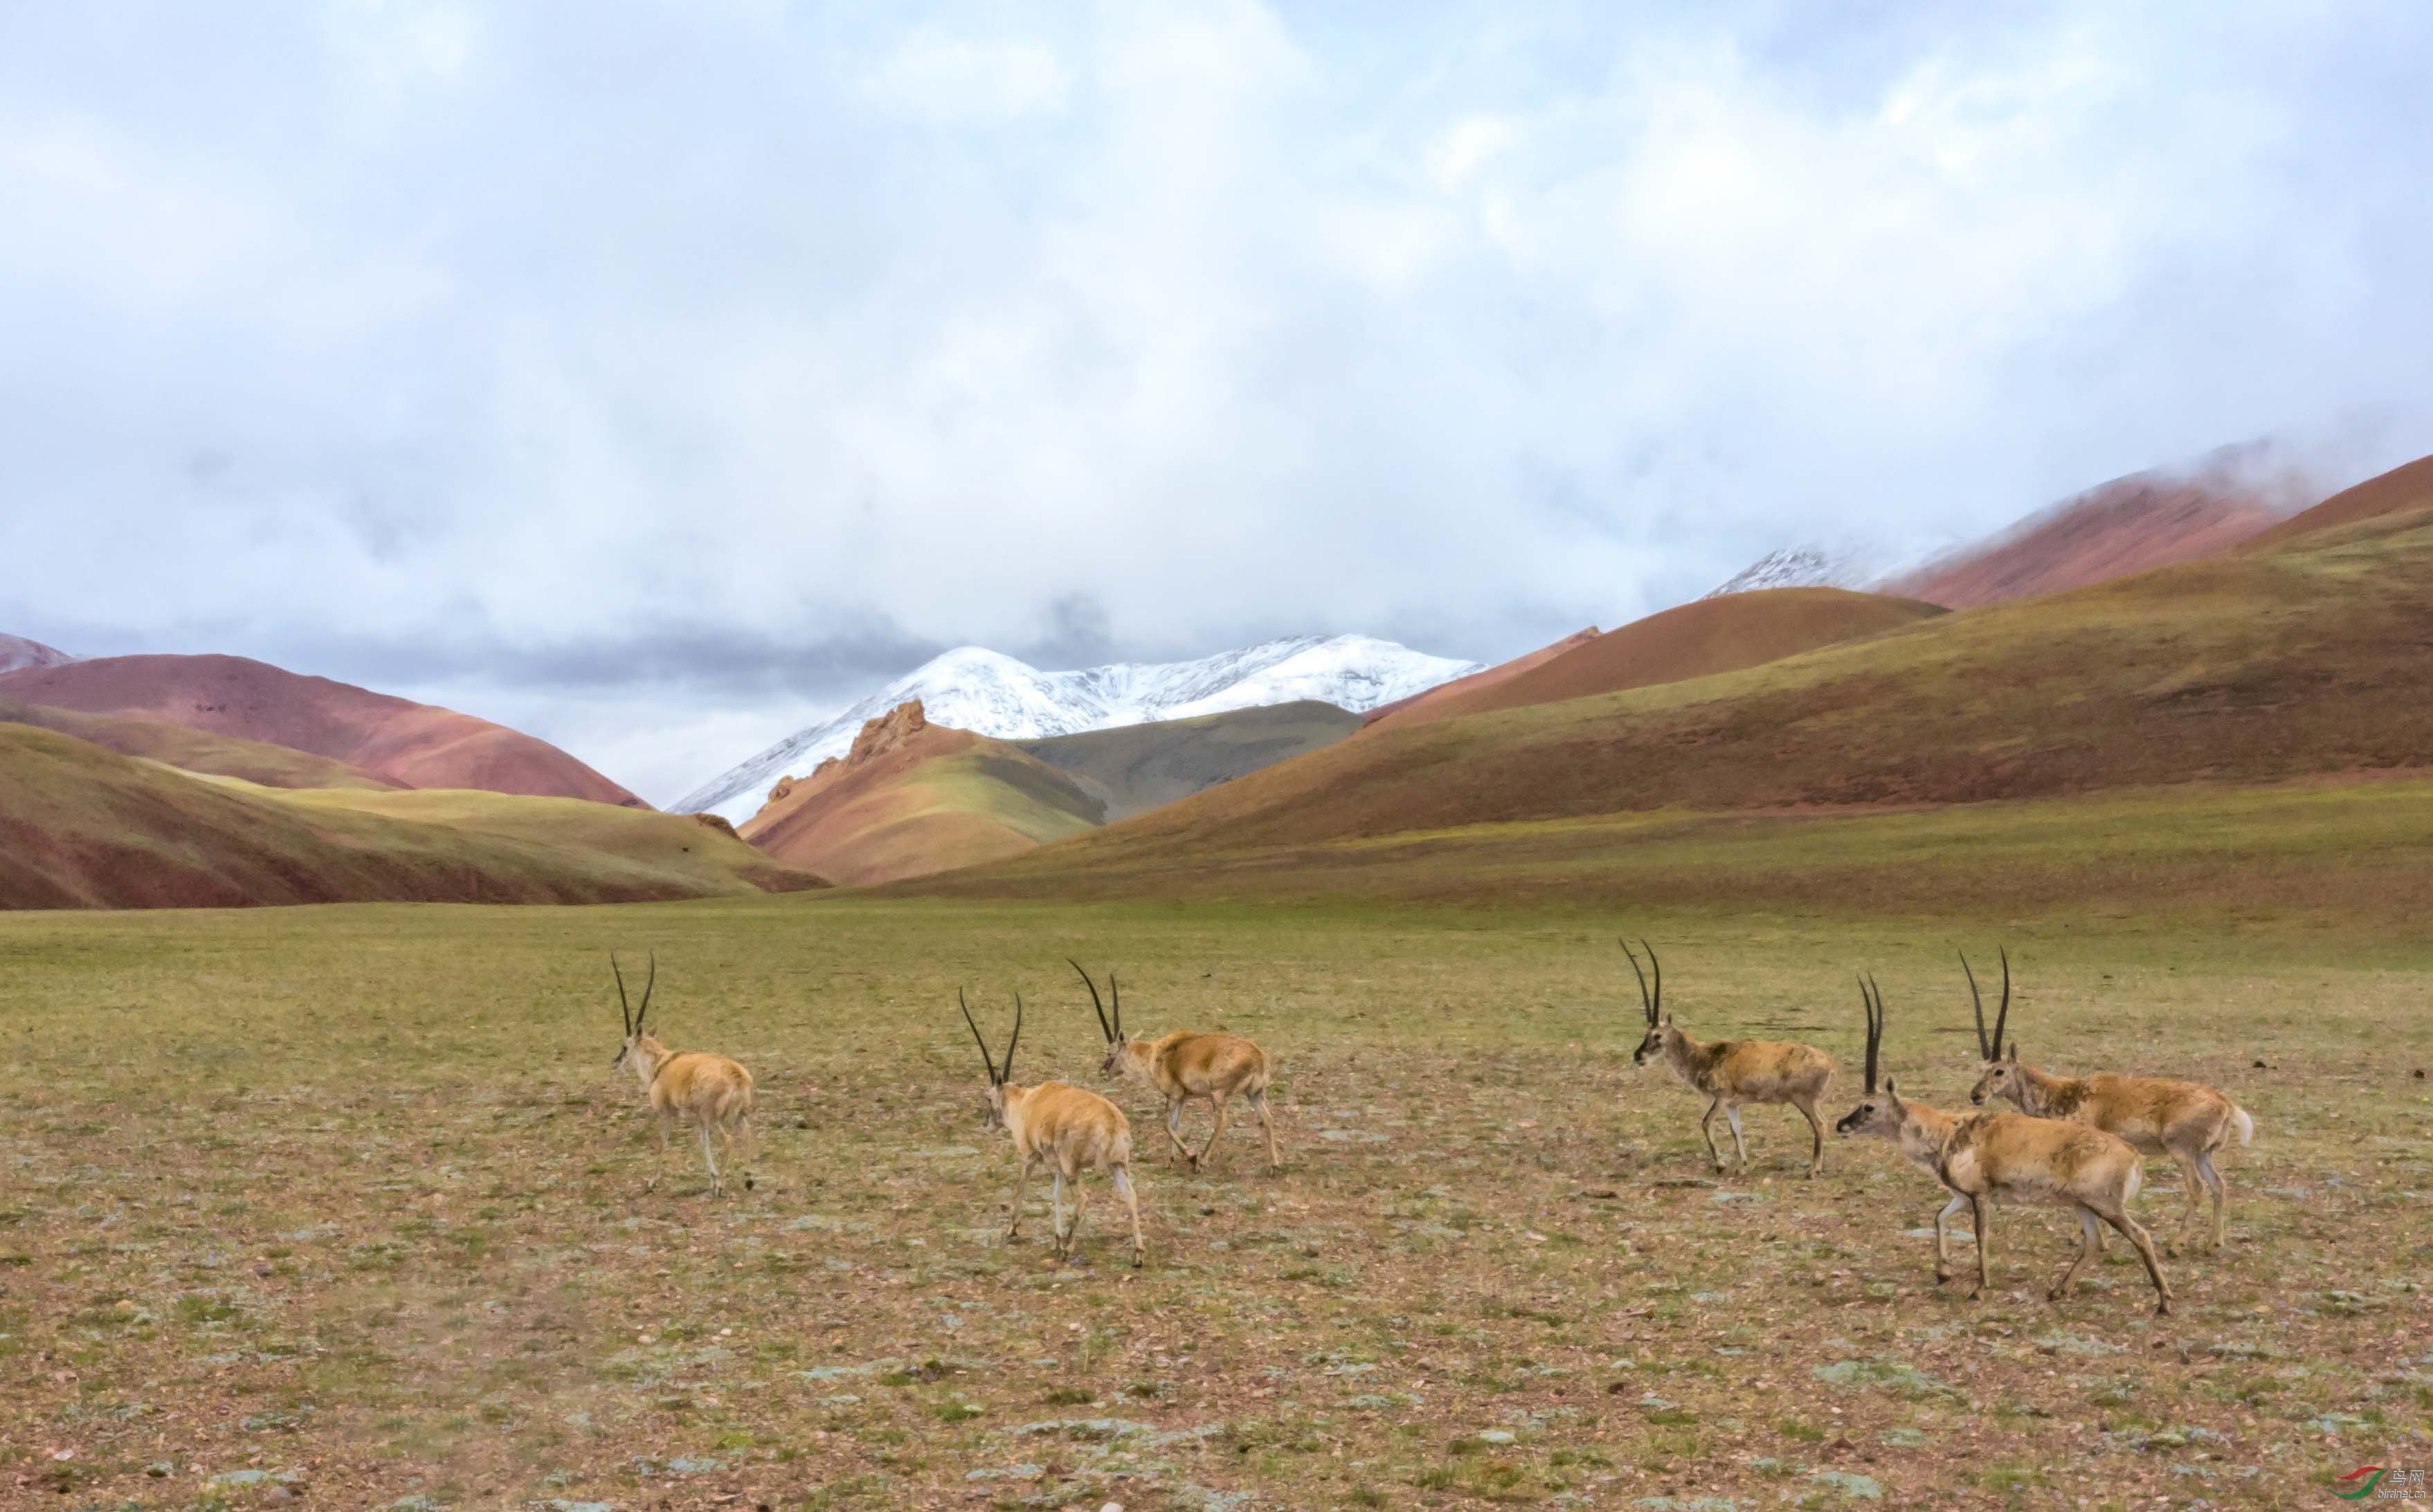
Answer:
5, 891, 2427, 1509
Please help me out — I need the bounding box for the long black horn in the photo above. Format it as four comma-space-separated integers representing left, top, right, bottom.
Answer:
610, 953, 633, 1037
633, 951, 657, 1033
1070, 958, 1113, 1042
1856, 975, 1874, 1093
1962, 951, 1988, 1059
1865, 973, 1883, 1094
1992, 946, 2011, 1059
958, 987, 998, 1084
1622, 939, 1656, 1026
1110, 971, 1121, 1039
1004, 992, 1024, 1084
1647, 942, 1662, 1019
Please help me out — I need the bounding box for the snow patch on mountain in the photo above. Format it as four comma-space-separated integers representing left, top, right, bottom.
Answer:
673, 635, 1483, 823
0, 633, 79, 675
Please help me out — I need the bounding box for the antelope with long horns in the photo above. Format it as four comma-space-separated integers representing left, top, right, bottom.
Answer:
1834, 974, 1972, 1282
1964, 949, 2255, 1250
959, 990, 1146, 1267
1071, 960, 1280, 1174
609, 953, 758, 1196
1838, 973, 2173, 1312
1625, 940, 1835, 1177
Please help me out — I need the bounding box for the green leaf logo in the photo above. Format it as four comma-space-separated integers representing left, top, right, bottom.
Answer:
2333, 1466, 2387, 1500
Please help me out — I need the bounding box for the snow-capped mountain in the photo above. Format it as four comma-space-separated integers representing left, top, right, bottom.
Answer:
0, 632, 78, 675
1702, 545, 1876, 598
673, 635, 1484, 823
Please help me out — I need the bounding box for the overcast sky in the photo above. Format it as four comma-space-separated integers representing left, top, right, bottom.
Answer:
5, 1, 2430, 803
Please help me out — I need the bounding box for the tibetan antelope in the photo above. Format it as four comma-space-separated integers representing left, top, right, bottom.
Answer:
1071, 960, 1280, 1173
959, 990, 1145, 1267
1625, 940, 1834, 1177
1834, 974, 1971, 1282
608, 953, 757, 1196
1964, 950, 2255, 1250
1838, 974, 2173, 1313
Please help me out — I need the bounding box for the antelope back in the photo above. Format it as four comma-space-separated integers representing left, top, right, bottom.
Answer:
1153, 1032, 1268, 1095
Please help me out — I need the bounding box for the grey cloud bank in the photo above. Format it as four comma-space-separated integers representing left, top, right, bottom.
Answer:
2, 1, 2429, 803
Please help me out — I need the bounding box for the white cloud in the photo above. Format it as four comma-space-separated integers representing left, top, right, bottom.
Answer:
862, 25, 1071, 124
1, 1, 2429, 797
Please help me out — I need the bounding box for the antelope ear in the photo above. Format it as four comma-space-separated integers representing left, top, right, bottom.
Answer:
1883, 1075, 1900, 1100
2009, 1044, 2021, 1062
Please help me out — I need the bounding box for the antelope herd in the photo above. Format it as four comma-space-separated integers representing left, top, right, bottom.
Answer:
602, 938, 2254, 1314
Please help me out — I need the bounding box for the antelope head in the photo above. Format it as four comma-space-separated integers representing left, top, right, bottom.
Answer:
1623, 939, 1670, 1065
1071, 959, 1131, 1076
1962, 949, 2021, 1104
1835, 973, 1908, 1137
609, 951, 658, 1074
958, 988, 1022, 1130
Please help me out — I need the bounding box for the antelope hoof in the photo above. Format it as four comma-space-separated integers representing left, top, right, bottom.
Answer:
744, 1174, 756, 1192
1131, 1250, 1145, 1269
2155, 1297, 2173, 1316
2045, 1286, 2068, 1302
1933, 1268, 1955, 1284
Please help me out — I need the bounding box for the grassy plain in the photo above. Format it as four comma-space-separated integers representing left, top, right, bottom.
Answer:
5, 888, 2429, 1509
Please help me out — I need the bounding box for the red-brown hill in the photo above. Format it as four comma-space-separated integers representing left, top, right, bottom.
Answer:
2237, 451, 2433, 554
0, 653, 642, 806
1371, 590, 1941, 730
897, 502, 2433, 896
1362, 627, 1600, 729
0, 721, 821, 909
1890, 452, 2295, 608
741, 701, 1101, 886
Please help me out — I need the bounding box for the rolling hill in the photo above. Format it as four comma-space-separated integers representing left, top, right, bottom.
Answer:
0, 697, 397, 792
1360, 628, 1601, 728
0, 653, 644, 806
739, 701, 1103, 886
1, 632, 76, 674
0, 722, 822, 909
1365, 589, 1942, 731
1013, 700, 1364, 822
2237, 450, 2433, 554
676, 635, 1480, 823
1887, 446, 2298, 608
902, 454, 2433, 899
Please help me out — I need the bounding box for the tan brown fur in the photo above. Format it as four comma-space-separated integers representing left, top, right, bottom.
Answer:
1623, 940, 1834, 1176
1074, 962, 1280, 1173
962, 991, 1144, 1266
608, 954, 756, 1196
1938, 1110, 2173, 1313
1962, 950, 2254, 1250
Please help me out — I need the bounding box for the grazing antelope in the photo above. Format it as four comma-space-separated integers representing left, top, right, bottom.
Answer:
1625, 940, 1835, 1177
959, 990, 1145, 1267
1964, 950, 2255, 1250
608, 953, 757, 1196
1071, 960, 1280, 1173
1834, 974, 1972, 1282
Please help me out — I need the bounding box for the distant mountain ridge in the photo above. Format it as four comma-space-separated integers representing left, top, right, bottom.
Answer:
0, 653, 645, 808
0, 632, 78, 675
674, 635, 1483, 823
1709, 440, 2326, 608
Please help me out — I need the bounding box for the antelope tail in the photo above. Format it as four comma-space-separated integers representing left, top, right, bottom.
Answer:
2230, 1105, 2255, 1147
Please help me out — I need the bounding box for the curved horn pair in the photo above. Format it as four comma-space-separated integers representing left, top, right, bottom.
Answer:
1069, 959, 1121, 1042
1621, 938, 1662, 1026
1962, 947, 2011, 1059
957, 987, 1022, 1087
610, 951, 656, 1035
